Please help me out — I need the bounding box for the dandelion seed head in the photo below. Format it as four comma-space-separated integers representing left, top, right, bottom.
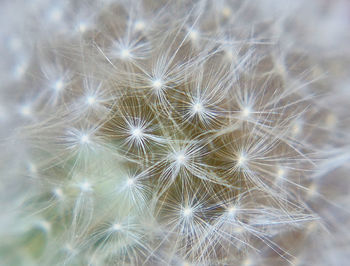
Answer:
175, 151, 187, 165
152, 79, 163, 90
188, 29, 199, 42
183, 207, 193, 217
237, 153, 247, 167
80, 134, 90, 144
227, 205, 238, 217
112, 223, 122, 231
53, 79, 64, 92
120, 48, 131, 59
86, 96, 96, 105
79, 181, 92, 192
134, 21, 145, 31
131, 127, 143, 138
277, 167, 285, 178
127, 178, 135, 186
275, 166, 287, 183
53, 188, 64, 199
192, 102, 204, 114
242, 107, 252, 118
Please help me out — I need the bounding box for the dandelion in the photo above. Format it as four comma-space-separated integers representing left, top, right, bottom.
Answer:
1, 0, 350, 265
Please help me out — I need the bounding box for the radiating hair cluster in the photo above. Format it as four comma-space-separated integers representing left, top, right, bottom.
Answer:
1, 0, 350, 265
